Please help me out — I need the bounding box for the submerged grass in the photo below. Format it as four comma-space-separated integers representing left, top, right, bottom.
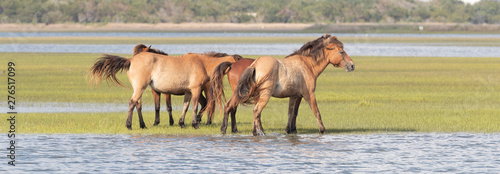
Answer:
0, 53, 499, 134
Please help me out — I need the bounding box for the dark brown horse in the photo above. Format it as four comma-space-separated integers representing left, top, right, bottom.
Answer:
208, 58, 254, 133
210, 34, 355, 136
89, 44, 240, 130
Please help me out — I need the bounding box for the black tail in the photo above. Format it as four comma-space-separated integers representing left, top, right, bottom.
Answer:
207, 61, 233, 114
89, 54, 131, 86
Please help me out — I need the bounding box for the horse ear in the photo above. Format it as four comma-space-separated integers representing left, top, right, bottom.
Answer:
323, 33, 330, 38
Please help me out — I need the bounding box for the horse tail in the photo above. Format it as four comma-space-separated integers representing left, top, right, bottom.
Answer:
235, 65, 273, 105
235, 66, 258, 104
88, 54, 131, 87
207, 61, 233, 114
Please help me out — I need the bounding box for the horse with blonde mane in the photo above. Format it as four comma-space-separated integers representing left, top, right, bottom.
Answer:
89, 44, 240, 130
210, 34, 355, 136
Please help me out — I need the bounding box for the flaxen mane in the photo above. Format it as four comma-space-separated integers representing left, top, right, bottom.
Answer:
286, 34, 342, 61
133, 44, 169, 56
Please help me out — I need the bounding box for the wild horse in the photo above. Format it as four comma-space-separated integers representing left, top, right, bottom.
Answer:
132, 44, 209, 126
210, 34, 355, 136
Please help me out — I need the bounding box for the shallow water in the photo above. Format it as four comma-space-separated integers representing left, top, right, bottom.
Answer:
2, 133, 499, 173
2, 43, 499, 57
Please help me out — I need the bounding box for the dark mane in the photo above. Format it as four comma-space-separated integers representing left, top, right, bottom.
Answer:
204, 51, 229, 57
133, 44, 168, 56
286, 34, 341, 61
232, 54, 243, 60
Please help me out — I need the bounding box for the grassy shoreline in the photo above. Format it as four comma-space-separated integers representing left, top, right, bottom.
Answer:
1, 52, 499, 134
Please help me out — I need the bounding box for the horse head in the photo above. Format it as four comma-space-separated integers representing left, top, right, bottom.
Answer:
323, 34, 355, 72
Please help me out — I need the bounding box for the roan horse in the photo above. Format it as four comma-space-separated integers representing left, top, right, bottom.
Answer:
89, 44, 241, 130
210, 34, 355, 136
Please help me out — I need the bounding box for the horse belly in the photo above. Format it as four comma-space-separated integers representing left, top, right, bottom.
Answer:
150, 76, 190, 95
272, 84, 299, 98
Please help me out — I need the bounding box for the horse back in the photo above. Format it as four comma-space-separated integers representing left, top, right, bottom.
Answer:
129, 53, 207, 94
228, 58, 255, 91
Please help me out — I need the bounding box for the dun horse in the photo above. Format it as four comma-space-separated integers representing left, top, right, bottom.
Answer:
211, 34, 355, 136
133, 44, 208, 126
89, 44, 240, 130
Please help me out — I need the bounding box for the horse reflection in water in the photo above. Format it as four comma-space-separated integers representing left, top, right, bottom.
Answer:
209, 34, 355, 136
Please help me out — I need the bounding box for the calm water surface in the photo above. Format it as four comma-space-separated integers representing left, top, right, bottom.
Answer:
2, 43, 499, 57
2, 32, 499, 57
2, 133, 499, 173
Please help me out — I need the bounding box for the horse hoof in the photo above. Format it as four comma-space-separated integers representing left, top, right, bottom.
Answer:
169, 122, 174, 126
319, 130, 326, 134
141, 126, 148, 129
286, 128, 297, 134
192, 124, 199, 129
179, 123, 185, 128
253, 130, 265, 136
127, 127, 132, 130
232, 129, 239, 133
153, 123, 159, 126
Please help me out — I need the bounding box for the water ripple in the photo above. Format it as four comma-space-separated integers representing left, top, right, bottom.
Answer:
1, 133, 499, 173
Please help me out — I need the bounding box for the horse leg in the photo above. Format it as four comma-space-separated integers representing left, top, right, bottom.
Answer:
286, 96, 301, 134
178, 93, 191, 128
198, 84, 213, 125
190, 87, 202, 129
136, 98, 147, 129
126, 87, 147, 130
152, 89, 161, 126
126, 99, 136, 130
165, 94, 174, 126
204, 85, 216, 125
303, 93, 326, 134
252, 92, 271, 136
230, 105, 238, 133
221, 95, 238, 134
196, 92, 207, 123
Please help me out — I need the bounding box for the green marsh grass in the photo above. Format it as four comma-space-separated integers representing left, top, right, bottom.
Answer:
1, 53, 499, 134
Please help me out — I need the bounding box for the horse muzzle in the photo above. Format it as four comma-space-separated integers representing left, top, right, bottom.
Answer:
345, 61, 355, 72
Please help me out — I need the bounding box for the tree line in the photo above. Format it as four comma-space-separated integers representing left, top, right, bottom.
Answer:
0, 0, 499, 24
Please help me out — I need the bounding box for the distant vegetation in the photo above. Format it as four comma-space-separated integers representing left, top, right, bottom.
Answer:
0, 0, 499, 24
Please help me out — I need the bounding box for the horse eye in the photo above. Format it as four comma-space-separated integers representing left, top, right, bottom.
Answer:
327, 47, 334, 50
339, 50, 345, 54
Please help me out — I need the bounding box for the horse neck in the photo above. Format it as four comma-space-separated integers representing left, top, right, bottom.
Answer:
301, 55, 330, 78
203, 56, 235, 72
